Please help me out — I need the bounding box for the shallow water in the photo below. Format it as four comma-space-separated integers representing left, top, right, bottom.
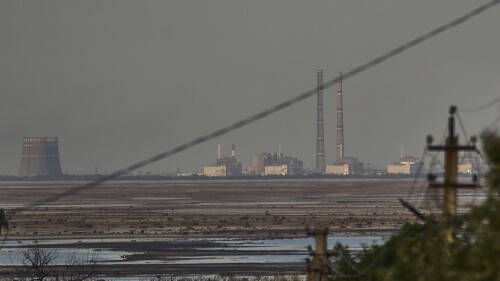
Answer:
0, 236, 383, 266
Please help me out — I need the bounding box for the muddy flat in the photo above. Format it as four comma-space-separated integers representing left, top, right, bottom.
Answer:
0, 179, 479, 276
0, 179, 425, 239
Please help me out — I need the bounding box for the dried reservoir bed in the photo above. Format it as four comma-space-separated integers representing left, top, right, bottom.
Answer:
0, 179, 426, 239
0, 179, 480, 276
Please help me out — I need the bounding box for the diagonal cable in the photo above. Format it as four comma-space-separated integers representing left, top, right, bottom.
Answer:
1, 0, 499, 248
460, 96, 500, 112
23, 0, 500, 209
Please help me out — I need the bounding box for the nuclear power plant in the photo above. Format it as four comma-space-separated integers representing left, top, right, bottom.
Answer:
19, 137, 62, 177
10, 72, 408, 179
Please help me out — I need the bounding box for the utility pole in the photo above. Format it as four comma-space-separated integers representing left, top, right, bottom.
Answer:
306, 228, 331, 281
0, 209, 8, 234
427, 106, 477, 241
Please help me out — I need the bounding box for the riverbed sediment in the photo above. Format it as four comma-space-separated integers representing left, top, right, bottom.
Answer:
0, 179, 476, 276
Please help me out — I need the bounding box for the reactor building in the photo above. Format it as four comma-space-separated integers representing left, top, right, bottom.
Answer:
387, 145, 421, 174
19, 137, 63, 177
251, 152, 303, 176
457, 152, 483, 175
203, 144, 242, 177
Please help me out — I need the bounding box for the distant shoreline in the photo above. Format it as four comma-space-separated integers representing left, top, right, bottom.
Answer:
0, 173, 432, 182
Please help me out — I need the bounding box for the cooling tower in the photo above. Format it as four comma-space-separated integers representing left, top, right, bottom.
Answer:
19, 137, 62, 177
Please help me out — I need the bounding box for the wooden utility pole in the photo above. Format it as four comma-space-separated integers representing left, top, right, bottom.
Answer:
0, 209, 8, 234
306, 228, 330, 281
427, 106, 476, 241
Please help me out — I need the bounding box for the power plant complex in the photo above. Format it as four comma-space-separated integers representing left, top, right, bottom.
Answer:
18, 137, 62, 177
202, 70, 365, 177
12, 73, 468, 178
203, 145, 304, 177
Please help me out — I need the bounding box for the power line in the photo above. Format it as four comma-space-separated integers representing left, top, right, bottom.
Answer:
23, 0, 500, 209
1, 0, 499, 248
488, 112, 500, 129
460, 96, 500, 112
456, 111, 471, 144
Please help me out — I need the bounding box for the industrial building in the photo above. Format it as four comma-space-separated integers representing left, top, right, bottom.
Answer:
264, 156, 303, 176
387, 146, 420, 174
276, 156, 304, 175
326, 164, 350, 175
19, 137, 62, 177
387, 161, 419, 174
203, 145, 242, 177
458, 164, 472, 174
251, 152, 281, 174
264, 165, 288, 176
251, 151, 303, 176
327, 157, 364, 176
457, 152, 483, 174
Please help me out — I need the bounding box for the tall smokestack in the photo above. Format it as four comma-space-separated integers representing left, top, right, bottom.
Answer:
218, 144, 221, 159
336, 72, 345, 162
316, 70, 326, 173
231, 144, 235, 158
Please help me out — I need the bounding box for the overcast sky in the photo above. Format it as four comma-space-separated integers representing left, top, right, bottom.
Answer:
1, 1, 499, 175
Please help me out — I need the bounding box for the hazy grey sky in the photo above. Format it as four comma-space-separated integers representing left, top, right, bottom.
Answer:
1, 1, 499, 175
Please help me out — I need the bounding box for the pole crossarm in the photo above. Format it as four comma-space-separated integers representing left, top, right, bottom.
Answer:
425, 105, 481, 242
429, 183, 478, 189
428, 145, 476, 151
